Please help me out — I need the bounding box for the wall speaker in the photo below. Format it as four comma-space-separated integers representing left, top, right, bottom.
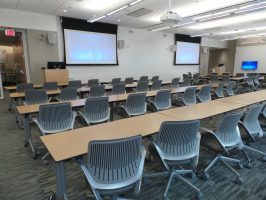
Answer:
48, 32, 57, 44
170, 45, 177, 52
117, 40, 125, 49
202, 47, 208, 54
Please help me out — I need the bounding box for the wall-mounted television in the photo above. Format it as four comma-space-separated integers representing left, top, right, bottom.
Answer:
242, 61, 258, 70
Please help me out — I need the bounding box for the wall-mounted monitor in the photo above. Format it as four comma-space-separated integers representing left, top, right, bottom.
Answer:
241, 61, 258, 70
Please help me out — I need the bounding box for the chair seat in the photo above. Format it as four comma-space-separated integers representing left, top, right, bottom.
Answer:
200, 132, 224, 153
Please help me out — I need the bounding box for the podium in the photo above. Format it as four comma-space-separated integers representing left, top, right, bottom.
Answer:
43, 69, 69, 83
214, 66, 226, 75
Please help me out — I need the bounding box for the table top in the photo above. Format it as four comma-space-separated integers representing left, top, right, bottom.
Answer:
10, 90, 61, 98
40, 112, 176, 162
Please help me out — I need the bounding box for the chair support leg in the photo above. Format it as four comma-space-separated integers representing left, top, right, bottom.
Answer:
144, 171, 169, 179
204, 157, 219, 174
218, 158, 240, 178
244, 145, 266, 156
163, 171, 175, 199
220, 156, 240, 164
175, 174, 201, 195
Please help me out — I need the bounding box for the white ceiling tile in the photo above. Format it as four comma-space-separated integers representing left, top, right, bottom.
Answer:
35, 0, 68, 14
0, 0, 19, 9
16, 0, 43, 12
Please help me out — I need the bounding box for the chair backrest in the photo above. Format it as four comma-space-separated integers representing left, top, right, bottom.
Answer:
182, 87, 197, 105
25, 89, 48, 105
112, 83, 126, 95
125, 77, 134, 84
210, 75, 219, 84
135, 81, 149, 92
198, 85, 212, 102
225, 81, 235, 96
157, 120, 200, 158
254, 74, 260, 84
89, 85, 105, 98
59, 88, 78, 101
246, 76, 254, 87
192, 74, 200, 84
151, 76, 159, 82
188, 72, 192, 77
125, 93, 146, 116
236, 73, 244, 77
171, 78, 180, 88
243, 104, 264, 135
17, 83, 34, 93
183, 74, 189, 80
87, 79, 99, 87
222, 72, 229, 75
87, 135, 142, 184
150, 80, 162, 91
222, 75, 230, 83
111, 78, 121, 85
154, 89, 171, 110
69, 80, 82, 89
211, 72, 218, 75
83, 97, 109, 123
216, 111, 243, 146
214, 82, 224, 98
182, 78, 191, 87
43, 82, 58, 91
139, 76, 148, 82
38, 102, 73, 133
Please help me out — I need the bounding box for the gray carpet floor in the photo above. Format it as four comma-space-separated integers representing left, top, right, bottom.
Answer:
0, 88, 266, 200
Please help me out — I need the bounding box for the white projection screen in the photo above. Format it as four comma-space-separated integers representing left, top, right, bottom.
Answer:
64, 29, 117, 65
175, 42, 200, 65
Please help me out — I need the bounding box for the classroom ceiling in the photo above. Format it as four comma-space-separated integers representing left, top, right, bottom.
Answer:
1, 0, 266, 41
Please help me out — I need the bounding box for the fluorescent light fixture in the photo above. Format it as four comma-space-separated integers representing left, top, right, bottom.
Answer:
191, 33, 210, 37
173, 21, 195, 27
107, 5, 128, 16
240, 1, 266, 9
213, 8, 237, 15
152, 27, 171, 31
193, 14, 212, 20
89, 15, 106, 23
235, 5, 266, 13
221, 38, 238, 41
199, 14, 230, 21
130, 0, 143, 6
241, 41, 260, 44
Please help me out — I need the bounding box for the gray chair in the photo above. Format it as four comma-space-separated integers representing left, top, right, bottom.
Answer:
210, 75, 219, 84
188, 72, 192, 77
76, 135, 146, 200
170, 78, 180, 88
112, 83, 126, 95
144, 120, 202, 200
24, 89, 49, 105
192, 74, 201, 85
222, 72, 229, 75
224, 81, 235, 96
125, 77, 134, 84
197, 85, 212, 102
87, 79, 99, 87
236, 73, 244, 77
211, 72, 218, 75
59, 88, 78, 101
259, 104, 266, 128
254, 74, 260, 89
17, 83, 34, 92
244, 76, 255, 92
213, 82, 224, 99
181, 78, 191, 87
222, 75, 230, 84
200, 111, 244, 184
32, 102, 77, 164
238, 104, 266, 167
134, 81, 149, 92
183, 74, 189, 80
78, 97, 110, 125
148, 89, 171, 111
139, 76, 148, 82
111, 78, 121, 85
151, 76, 159, 82
174, 87, 197, 106
118, 93, 146, 117
43, 82, 58, 91
88, 85, 105, 98
150, 80, 162, 91
69, 80, 82, 89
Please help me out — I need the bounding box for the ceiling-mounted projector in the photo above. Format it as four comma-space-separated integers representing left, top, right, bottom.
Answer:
160, 0, 182, 23
160, 11, 182, 23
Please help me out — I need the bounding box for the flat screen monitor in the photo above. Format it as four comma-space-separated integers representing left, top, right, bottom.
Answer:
241, 61, 258, 70
47, 62, 66, 69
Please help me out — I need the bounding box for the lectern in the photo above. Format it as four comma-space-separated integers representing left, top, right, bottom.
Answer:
43, 69, 69, 83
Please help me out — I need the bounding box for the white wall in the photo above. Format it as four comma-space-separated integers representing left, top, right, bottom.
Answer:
234, 45, 266, 75
61, 25, 199, 82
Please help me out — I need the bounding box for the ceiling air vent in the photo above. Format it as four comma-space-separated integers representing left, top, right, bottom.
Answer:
127, 8, 153, 17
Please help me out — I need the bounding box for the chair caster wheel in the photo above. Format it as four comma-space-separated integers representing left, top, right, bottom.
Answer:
143, 179, 150, 187
24, 141, 28, 147
48, 193, 56, 200
203, 173, 209, 180
8, 108, 11, 111
145, 156, 151, 162
16, 119, 19, 123
262, 156, 266, 162
197, 192, 204, 200
43, 160, 48, 165
237, 163, 244, 169
245, 162, 252, 168
33, 154, 38, 159
164, 196, 169, 200
236, 177, 243, 185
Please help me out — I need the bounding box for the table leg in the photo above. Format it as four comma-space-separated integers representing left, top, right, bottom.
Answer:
55, 161, 68, 200
109, 102, 113, 121
235, 80, 240, 94
23, 113, 36, 159
13, 98, 22, 127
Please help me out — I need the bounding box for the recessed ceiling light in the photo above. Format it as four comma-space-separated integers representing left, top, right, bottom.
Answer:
118, 19, 121, 21
75, 0, 83, 1
63, 10, 67, 12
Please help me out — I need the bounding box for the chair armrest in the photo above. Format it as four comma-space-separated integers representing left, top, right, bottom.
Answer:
71, 110, 77, 129
32, 117, 46, 136
77, 110, 90, 126
238, 121, 256, 141
199, 126, 214, 134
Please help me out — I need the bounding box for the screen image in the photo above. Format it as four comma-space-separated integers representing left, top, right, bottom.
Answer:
242, 61, 258, 70
175, 42, 200, 65
64, 29, 117, 65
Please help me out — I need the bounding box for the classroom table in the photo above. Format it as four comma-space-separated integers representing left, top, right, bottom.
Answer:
40, 89, 266, 200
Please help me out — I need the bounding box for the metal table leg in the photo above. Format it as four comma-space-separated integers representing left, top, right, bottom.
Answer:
55, 161, 68, 200
23, 113, 36, 159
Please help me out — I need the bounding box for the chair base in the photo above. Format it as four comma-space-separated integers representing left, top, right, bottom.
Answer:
203, 155, 243, 185
243, 145, 266, 162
